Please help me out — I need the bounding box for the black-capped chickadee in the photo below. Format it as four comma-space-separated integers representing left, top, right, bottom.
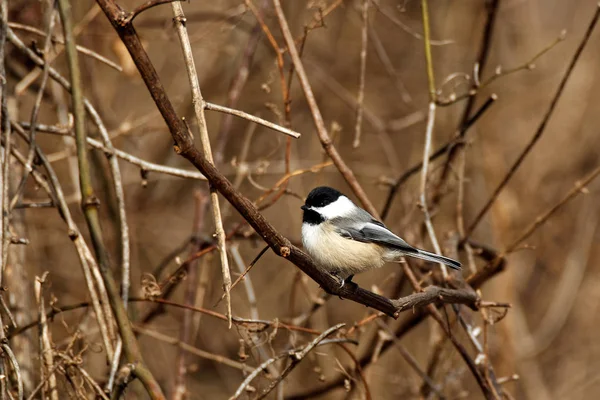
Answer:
301, 186, 461, 286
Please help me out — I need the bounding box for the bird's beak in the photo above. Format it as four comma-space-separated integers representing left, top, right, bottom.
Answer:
301, 205, 308, 211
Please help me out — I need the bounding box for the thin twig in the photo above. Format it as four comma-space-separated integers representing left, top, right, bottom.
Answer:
19, 121, 207, 180
353, 0, 369, 148
1, 343, 23, 400
504, 164, 600, 254
171, 191, 208, 400
371, 0, 453, 46
134, 326, 255, 373
8, 22, 122, 71
230, 324, 345, 400
14, 4, 102, 96
368, 18, 411, 104
35, 274, 58, 400
214, 2, 265, 165
376, 320, 445, 398
381, 95, 497, 220
418, 0, 449, 277
9, 3, 56, 210
0, 0, 10, 298
402, 264, 495, 398
171, 1, 233, 328
127, 0, 182, 23
205, 102, 300, 138
9, 297, 323, 339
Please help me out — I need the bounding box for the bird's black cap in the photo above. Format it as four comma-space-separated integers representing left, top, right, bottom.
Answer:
303, 186, 343, 208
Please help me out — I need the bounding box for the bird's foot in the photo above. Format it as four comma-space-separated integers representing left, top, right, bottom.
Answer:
336, 274, 355, 289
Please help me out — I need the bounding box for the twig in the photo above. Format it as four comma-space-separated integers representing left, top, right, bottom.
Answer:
170, 1, 233, 328
505, 164, 600, 254
463, 4, 600, 241
19, 121, 207, 180
273, 0, 379, 218
1, 343, 23, 400
434, 0, 498, 189
8, 22, 123, 71
371, 0, 453, 46
418, 0, 449, 278
171, 191, 208, 400
376, 320, 445, 398
127, 0, 182, 23
419, 102, 448, 278
229, 245, 269, 294
9, 297, 323, 339
517, 198, 597, 358
0, 0, 10, 296
35, 273, 58, 400
205, 102, 300, 138
134, 326, 255, 373
230, 323, 345, 400
9, 2, 56, 210
214, 2, 265, 165
380, 95, 496, 220
368, 19, 411, 104
56, 1, 164, 399
14, 4, 102, 96
402, 264, 495, 399
353, 0, 369, 148
230, 243, 259, 320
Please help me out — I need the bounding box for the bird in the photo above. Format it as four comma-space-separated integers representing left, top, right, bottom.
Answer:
301, 186, 461, 287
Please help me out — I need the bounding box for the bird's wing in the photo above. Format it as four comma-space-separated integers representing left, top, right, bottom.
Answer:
334, 217, 417, 253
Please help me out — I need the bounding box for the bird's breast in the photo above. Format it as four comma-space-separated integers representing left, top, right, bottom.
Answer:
302, 222, 385, 276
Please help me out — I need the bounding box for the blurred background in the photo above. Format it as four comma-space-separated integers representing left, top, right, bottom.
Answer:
4, 0, 600, 398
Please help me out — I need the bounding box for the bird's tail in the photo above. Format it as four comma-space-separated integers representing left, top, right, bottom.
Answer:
406, 249, 461, 270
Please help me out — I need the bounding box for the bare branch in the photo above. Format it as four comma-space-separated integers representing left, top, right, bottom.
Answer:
205, 102, 301, 138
